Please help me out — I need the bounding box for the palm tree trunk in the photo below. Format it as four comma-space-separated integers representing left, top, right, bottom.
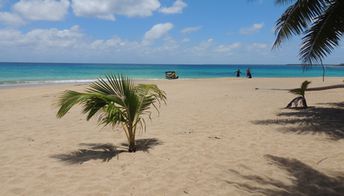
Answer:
306, 84, 344, 91
127, 125, 136, 152
302, 96, 308, 108
258, 84, 344, 91
128, 137, 136, 152
286, 96, 308, 108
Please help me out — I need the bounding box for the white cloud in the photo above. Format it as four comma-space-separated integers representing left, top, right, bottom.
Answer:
181, 26, 202, 34
71, 0, 116, 20
27, 25, 82, 47
0, 26, 284, 64
250, 42, 268, 49
192, 38, 214, 55
0, 12, 25, 26
143, 22, 173, 44
13, 0, 70, 21
0, 29, 23, 45
71, 0, 161, 20
159, 0, 187, 14
240, 23, 264, 35
191, 39, 243, 57
0, 25, 83, 48
91, 37, 125, 48
189, 39, 245, 58
215, 43, 241, 53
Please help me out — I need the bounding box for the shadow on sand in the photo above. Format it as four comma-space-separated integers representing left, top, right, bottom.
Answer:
252, 102, 344, 140
226, 155, 344, 196
51, 138, 161, 164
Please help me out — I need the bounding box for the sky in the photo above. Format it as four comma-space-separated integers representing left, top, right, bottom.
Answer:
0, 0, 342, 64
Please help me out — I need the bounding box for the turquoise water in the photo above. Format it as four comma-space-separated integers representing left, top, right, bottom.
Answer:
1, 62, 344, 86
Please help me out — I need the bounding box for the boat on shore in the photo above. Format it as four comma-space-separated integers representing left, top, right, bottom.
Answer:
165, 71, 179, 79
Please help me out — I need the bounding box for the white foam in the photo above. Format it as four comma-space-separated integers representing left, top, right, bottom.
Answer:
0, 78, 168, 88
0, 79, 96, 87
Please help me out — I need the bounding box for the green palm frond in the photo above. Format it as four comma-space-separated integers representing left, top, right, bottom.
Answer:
82, 95, 108, 121
136, 84, 167, 107
99, 102, 126, 127
273, 0, 343, 65
289, 80, 311, 97
56, 74, 166, 152
300, 1, 344, 64
56, 90, 98, 118
132, 84, 167, 133
273, 0, 327, 48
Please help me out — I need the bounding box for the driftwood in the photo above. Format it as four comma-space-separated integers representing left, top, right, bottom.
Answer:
286, 96, 308, 109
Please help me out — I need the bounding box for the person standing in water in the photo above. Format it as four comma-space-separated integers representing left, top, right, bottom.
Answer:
246, 68, 252, 78
235, 69, 241, 77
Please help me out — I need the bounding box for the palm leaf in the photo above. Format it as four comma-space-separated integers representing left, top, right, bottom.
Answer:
82, 95, 108, 120
99, 102, 126, 127
132, 84, 167, 133
300, 1, 344, 64
273, 0, 328, 48
136, 84, 167, 105
56, 74, 166, 152
56, 91, 95, 118
289, 80, 311, 97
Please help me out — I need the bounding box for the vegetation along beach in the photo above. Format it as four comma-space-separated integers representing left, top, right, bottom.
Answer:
0, 0, 343, 195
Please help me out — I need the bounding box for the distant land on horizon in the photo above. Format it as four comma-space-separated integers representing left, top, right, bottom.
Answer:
0, 62, 336, 66
286, 63, 344, 66
0, 62, 343, 67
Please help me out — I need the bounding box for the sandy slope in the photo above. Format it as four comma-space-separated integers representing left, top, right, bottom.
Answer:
0, 78, 343, 196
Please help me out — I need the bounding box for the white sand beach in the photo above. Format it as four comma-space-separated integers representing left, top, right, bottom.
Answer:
0, 78, 343, 195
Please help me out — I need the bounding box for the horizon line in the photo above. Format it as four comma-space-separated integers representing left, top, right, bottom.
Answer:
0, 61, 340, 66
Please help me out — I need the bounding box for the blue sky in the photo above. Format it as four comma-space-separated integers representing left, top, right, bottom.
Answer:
0, 0, 342, 64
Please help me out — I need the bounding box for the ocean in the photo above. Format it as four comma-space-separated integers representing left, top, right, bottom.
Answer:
1, 62, 344, 87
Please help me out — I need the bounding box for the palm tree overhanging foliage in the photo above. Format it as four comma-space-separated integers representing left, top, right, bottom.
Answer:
286, 80, 311, 108
273, 0, 344, 65
56, 74, 167, 152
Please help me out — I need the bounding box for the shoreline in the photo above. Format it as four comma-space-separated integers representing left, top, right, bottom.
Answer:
1, 76, 343, 89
